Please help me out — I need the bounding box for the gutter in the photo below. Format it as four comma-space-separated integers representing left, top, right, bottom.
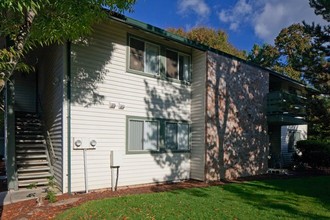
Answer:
107, 12, 308, 90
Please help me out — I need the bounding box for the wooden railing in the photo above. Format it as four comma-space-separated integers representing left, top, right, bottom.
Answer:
37, 95, 57, 165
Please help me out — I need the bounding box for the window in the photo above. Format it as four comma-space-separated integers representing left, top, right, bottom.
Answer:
129, 37, 160, 74
165, 122, 189, 150
128, 35, 191, 82
128, 119, 159, 152
127, 117, 190, 153
166, 49, 191, 82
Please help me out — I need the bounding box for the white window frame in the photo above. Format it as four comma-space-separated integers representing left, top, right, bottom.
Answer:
165, 49, 191, 82
127, 118, 159, 153
128, 36, 160, 75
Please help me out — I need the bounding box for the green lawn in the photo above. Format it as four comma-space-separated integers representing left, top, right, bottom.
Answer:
57, 176, 330, 220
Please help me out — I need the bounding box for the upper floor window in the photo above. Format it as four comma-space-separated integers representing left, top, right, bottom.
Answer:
129, 37, 160, 75
128, 36, 191, 82
166, 49, 191, 82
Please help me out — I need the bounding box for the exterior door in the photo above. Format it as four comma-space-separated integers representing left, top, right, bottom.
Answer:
14, 72, 37, 112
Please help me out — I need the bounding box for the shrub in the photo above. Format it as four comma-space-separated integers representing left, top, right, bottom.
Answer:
45, 176, 57, 203
294, 140, 330, 168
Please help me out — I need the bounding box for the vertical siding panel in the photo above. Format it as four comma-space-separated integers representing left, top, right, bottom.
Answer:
190, 50, 206, 180
38, 45, 64, 191
70, 21, 191, 192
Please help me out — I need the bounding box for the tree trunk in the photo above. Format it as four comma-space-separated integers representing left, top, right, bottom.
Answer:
0, 9, 36, 92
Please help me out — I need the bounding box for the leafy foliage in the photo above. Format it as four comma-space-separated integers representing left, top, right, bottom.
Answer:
302, 22, 330, 94
167, 27, 246, 59
248, 23, 317, 81
307, 94, 330, 139
309, 0, 330, 22
45, 176, 57, 203
294, 139, 330, 167
247, 5, 330, 139
0, 0, 136, 91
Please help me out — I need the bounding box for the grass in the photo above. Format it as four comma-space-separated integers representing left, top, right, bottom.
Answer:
57, 176, 330, 219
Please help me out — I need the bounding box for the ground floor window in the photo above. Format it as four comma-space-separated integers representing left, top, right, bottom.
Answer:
165, 122, 189, 150
128, 119, 159, 152
127, 117, 190, 153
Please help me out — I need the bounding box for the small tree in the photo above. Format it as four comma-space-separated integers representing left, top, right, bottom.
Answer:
167, 27, 246, 59
0, 0, 136, 92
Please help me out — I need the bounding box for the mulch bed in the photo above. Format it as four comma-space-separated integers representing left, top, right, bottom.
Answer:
1, 171, 329, 220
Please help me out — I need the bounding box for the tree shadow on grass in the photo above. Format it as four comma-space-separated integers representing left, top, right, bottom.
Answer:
221, 176, 330, 219
169, 187, 210, 198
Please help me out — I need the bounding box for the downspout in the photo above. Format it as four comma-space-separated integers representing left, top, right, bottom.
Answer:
67, 41, 72, 194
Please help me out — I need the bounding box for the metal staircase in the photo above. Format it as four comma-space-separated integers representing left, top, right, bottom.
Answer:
15, 112, 52, 188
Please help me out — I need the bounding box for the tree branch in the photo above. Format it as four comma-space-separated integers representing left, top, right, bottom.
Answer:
0, 9, 36, 92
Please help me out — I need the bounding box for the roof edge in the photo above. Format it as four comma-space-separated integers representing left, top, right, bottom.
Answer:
107, 11, 309, 89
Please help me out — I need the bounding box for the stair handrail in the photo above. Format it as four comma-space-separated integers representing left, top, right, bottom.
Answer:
37, 95, 57, 165
45, 130, 57, 165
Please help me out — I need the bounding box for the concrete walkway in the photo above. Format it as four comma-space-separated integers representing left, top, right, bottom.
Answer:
0, 188, 46, 206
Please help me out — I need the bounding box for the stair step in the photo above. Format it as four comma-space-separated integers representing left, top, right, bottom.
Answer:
16, 134, 44, 139
16, 125, 43, 130
18, 179, 49, 187
18, 166, 50, 172
16, 149, 46, 154
16, 131, 43, 135
16, 144, 46, 148
17, 160, 49, 166
16, 117, 41, 122
14, 111, 53, 189
15, 116, 40, 119
15, 111, 39, 117
17, 154, 47, 159
16, 139, 45, 143
18, 172, 52, 180
16, 121, 42, 125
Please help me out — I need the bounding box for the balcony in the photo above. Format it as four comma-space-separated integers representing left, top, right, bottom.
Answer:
267, 91, 307, 125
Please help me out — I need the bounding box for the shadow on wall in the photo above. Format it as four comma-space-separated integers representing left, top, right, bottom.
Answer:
69, 35, 114, 107
144, 78, 191, 183
206, 52, 269, 180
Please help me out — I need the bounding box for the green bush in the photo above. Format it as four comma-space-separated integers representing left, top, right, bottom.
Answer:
294, 140, 330, 168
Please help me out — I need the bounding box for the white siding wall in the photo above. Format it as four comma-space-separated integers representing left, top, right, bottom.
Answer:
38, 45, 64, 191
190, 50, 206, 180
70, 21, 193, 192
280, 124, 307, 167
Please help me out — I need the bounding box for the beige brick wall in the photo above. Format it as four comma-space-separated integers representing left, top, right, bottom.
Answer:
205, 52, 269, 180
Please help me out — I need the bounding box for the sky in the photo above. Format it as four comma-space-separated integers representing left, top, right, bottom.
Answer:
124, 0, 328, 52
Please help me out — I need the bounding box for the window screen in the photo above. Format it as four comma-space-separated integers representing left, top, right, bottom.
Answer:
128, 119, 158, 151
130, 38, 144, 72
143, 121, 158, 150
128, 120, 144, 150
145, 43, 159, 74
166, 50, 178, 79
165, 123, 178, 149
178, 123, 189, 150
179, 55, 190, 82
